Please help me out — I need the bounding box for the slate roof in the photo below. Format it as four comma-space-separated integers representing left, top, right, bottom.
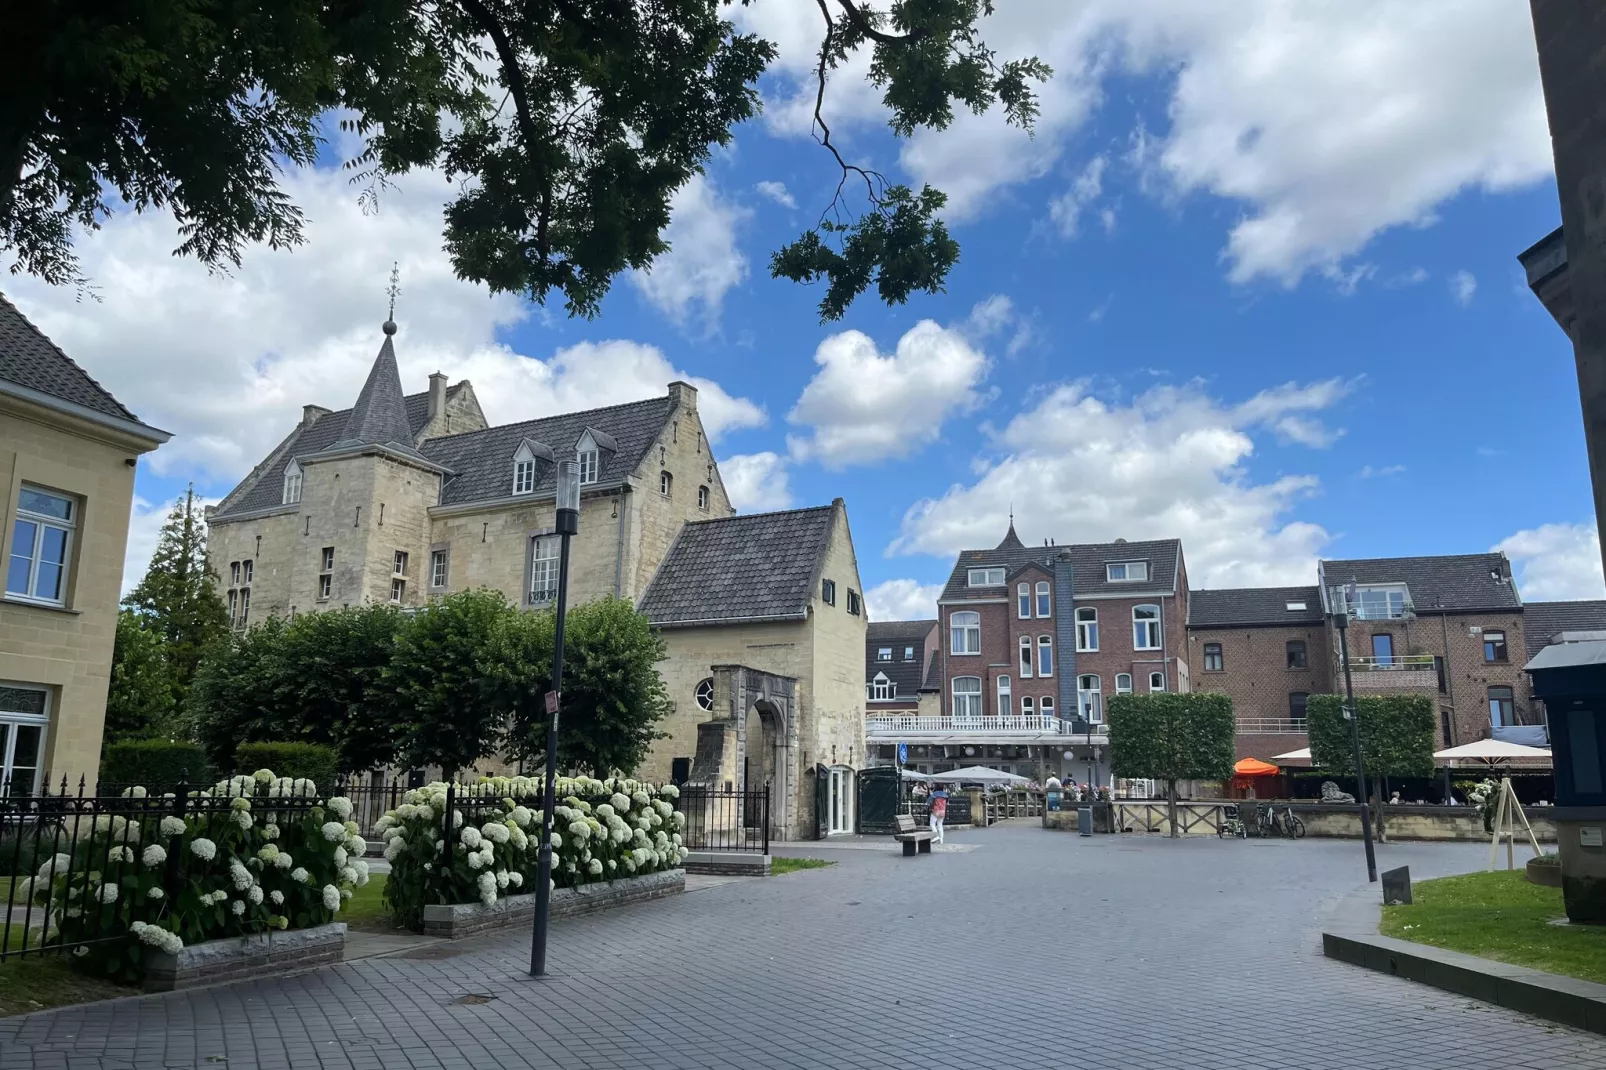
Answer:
0, 292, 145, 424
866, 620, 935, 697
639, 505, 838, 627
1523, 600, 1606, 659
328, 334, 418, 454
1189, 586, 1323, 627
939, 535, 1182, 602
1319, 553, 1521, 613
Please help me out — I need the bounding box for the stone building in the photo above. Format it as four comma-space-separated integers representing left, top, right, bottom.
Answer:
636, 501, 867, 839
0, 295, 169, 790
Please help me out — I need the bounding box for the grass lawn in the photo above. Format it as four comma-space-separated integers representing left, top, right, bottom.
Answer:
1381, 870, 1606, 984
0, 956, 132, 1017
342, 874, 402, 933
770, 858, 833, 876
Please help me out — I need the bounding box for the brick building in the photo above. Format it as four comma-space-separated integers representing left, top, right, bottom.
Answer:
864, 619, 937, 716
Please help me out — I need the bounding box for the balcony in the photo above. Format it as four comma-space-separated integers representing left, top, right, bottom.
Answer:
1346, 654, 1438, 693
864, 713, 1104, 740
1237, 718, 1307, 735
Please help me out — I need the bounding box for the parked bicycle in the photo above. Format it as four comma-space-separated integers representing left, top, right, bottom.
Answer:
1277, 804, 1306, 839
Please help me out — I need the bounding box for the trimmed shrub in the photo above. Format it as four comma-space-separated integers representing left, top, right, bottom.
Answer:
235, 743, 339, 787
100, 740, 213, 789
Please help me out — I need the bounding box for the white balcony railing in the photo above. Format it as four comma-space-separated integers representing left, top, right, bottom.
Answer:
1348, 654, 1435, 672
1236, 718, 1307, 735
864, 713, 1101, 737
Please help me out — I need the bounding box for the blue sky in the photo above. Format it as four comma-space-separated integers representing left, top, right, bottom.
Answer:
8, 0, 1598, 618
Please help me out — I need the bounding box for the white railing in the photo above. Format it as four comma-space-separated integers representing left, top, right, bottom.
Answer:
865, 713, 1101, 736
1236, 718, 1307, 735
1348, 654, 1435, 672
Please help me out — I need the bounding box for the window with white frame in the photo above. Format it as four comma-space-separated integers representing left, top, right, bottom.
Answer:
318, 574, 332, 599
1148, 671, 1166, 692
821, 579, 836, 606
968, 567, 1005, 587
870, 673, 895, 701
1076, 606, 1098, 651
227, 589, 238, 620
1040, 696, 1055, 718
318, 546, 334, 600
238, 585, 250, 625
321, 546, 334, 571
530, 536, 560, 604
904, 646, 915, 661
6, 486, 75, 605
430, 549, 449, 588
1021, 696, 1035, 717
697, 485, 710, 510
0, 684, 49, 796
1018, 635, 1033, 677
1106, 561, 1148, 582
950, 611, 980, 654
847, 589, 861, 616
282, 460, 303, 505
1078, 674, 1102, 723
997, 674, 1012, 716
577, 449, 600, 485
1133, 604, 1162, 650
1037, 635, 1053, 677
513, 457, 536, 495
660, 471, 673, 497
1036, 581, 1051, 618
390, 578, 405, 603
1017, 583, 1031, 619
230, 561, 240, 585
877, 647, 893, 661
1352, 585, 1408, 620
1115, 673, 1133, 694
1203, 643, 1223, 671
242, 560, 253, 584
952, 676, 982, 719
393, 551, 408, 576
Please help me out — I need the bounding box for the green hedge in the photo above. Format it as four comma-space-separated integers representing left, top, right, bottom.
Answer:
234, 742, 340, 786
99, 740, 214, 789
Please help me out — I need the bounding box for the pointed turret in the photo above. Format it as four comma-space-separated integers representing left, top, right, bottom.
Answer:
332, 321, 419, 454
996, 519, 1025, 551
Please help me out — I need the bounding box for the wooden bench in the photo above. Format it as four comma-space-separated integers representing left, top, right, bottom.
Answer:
893, 814, 935, 856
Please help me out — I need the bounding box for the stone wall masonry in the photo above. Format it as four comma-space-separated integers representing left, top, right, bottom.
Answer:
141, 922, 347, 993
810, 505, 869, 772
624, 395, 733, 602
428, 490, 624, 610
1291, 803, 1557, 843
420, 869, 685, 939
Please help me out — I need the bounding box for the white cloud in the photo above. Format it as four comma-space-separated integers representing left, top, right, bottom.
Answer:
1049, 156, 1108, 237
1494, 522, 1606, 601
1232, 378, 1357, 448
1357, 464, 1407, 479
864, 579, 942, 622
720, 452, 794, 513
630, 174, 751, 326
891, 379, 1345, 587
755, 180, 797, 209
3, 166, 763, 489
787, 318, 992, 469
121, 492, 222, 596
1452, 269, 1478, 306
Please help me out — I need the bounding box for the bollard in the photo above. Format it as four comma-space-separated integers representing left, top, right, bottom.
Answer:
1381, 865, 1412, 906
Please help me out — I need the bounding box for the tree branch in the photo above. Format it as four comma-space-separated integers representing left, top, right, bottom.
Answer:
832, 0, 928, 45
812, 0, 886, 215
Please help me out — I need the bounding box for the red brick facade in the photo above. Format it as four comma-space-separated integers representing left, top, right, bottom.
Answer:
1187, 623, 1331, 760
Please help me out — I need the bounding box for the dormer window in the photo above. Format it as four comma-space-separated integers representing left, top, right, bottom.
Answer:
968, 567, 1005, 587
578, 449, 599, 484
575, 428, 616, 485
1107, 561, 1148, 582
282, 461, 303, 505
1352, 585, 1409, 620
869, 673, 896, 701
513, 458, 536, 495
512, 439, 552, 496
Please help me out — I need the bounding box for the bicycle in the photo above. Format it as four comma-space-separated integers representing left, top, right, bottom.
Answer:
1254, 803, 1280, 838
1277, 805, 1306, 839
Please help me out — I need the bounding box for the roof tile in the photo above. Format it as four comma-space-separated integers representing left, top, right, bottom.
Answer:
1190, 587, 1323, 627
0, 293, 141, 422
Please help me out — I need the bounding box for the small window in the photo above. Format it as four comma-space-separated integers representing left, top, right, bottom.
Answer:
1203, 643, 1223, 672
318, 574, 332, 600
530, 536, 560, 605
1286, 640, 1307, 669
1353, 586, 1408, 620
1285, 600, 1306, 611
822, 579, 837, 606
1289, 692, 1309, 725
1017, 583, 1031, 619
1019, 636, 1034, 678
1076, 606, 1098, 651
871, 675, 895, 701
578, 449, 600, 485
950, 611, 980, 655
997, 675, 1012, 716
1115, 673, 1133, 695
1021, 696, 1035, 717
230, 561, 241, 586
1371, 633, 1394, 665
695, 678, 715, 712
698, 485, 710, 510
1077, 674, 1103, 723
847, 589, 861, 616
1488, 686, 1515, 728
390, 578, 405, 604
660, 471, 673, 497
1483, 629, 1507, 663
904, 646, 915, 661
227, 589, 238, 620
1107, 561, 1149, 582
238, 586, 250, 625
513, 458, 536, 495
1133, 605, 1162, 650
1037, 635, 1054, 677
242, 559, 253, 584
1041, 696, 1055, 718
321, 546, 335, 572
430, 549, 449, 588
393, 551, 408, 576
952, 676, 982, 719
1434, 655, 1447, 694
1035, 581, 1051, 618
1148, 671, 1166, 692
282, 460, 303, 505
8, 487, 77, 607
968, 567, 1006, 587
877, 647, 893, 661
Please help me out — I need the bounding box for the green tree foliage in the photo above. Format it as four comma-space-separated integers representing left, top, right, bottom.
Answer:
189, 615, 295, 769
104, 609, 176, 742
234, 742, 341, 786
390, 588, 517, 774
1, 1, 1045, 321
1108, 693, 1236, 837
1306, 694, 1436, 780
123, 486, 230, 710
99, 739, 214, 788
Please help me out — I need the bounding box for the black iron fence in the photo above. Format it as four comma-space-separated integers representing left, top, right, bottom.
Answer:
675, 787, 770, 853
0, 775, 329, 962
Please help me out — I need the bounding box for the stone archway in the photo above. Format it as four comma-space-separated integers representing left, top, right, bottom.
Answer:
688, 664, 798, 839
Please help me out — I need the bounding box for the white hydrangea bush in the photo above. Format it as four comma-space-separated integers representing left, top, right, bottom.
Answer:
378, 775, 686, 931
20, 769, 366, 982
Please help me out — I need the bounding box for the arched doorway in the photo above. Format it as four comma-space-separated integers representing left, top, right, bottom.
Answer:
743, 699, 785, 831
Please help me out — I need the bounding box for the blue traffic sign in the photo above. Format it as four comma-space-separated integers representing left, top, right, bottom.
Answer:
897, 743, 909, 764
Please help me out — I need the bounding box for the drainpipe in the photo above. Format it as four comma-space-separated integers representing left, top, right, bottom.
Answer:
612, 486, 631, 598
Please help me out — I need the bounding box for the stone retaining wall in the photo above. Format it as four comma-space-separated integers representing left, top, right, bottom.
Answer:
142, 922, 347, 993
1291, 804, 1557, 842
683, 851, 770, 876
421, 869, 685, 940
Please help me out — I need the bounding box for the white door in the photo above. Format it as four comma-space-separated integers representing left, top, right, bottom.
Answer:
828, 766, 854, 834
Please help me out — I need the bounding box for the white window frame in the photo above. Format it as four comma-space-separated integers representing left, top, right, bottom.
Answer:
1035, 581, 1051, 618
877, 647, 893, 662
952, 676, 983, 719
227, 589, 238, 621
1133, 604, 1162, 650
1148, 671, 1166, 693
1041, 696, 1055, 718
321, 546, 335, 571
997, 674, 1012, 716
950, 611, 981, 655
660, 471, 673, 497
1022, 696, 1035, 717
318, 574, 332, 600
1115, 673, 1133, 695
430, 549, 449, 588
393, 551, 408, 576
1078, 674, 1102, 724
1203, 643, 1223, 672
968, 567, 1005, 587
230, 561, 241, 586
0, 683, 50, 795
1017, 583, 1031, 619
530, 536, 560, 605
282, 460, 303, 505
577, 449, 600, 485
238, 585, 250, 625
1037, 635, 1054, 677
822, 579, 837, 606
6, 485, 75, 607
1106, 561, 1149, 582
513, 458, 536, 495
390, 578, 405, 604
242, 559, 253, 584
1076, 606, 1098, 652
1019, 635, 1034, 678
698, 485, 710, 510
1352, 585, 1407, 621
870, 674, 895, 701
904, 646, 915, 661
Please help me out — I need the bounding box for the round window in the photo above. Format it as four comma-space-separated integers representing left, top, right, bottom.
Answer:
695, 678, 715, 712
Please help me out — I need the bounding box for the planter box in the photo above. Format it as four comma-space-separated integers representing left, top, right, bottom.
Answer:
421, 868, 685, 940
1527, 857, 1563, 887
684, 851, 770, 876
143, 922, 347, 993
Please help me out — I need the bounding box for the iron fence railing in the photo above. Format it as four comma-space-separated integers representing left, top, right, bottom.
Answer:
674, 787, 770, 853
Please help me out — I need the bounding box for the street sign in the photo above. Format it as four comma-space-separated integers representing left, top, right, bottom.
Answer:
897, 743, 908, 765
545, 691, 559, 715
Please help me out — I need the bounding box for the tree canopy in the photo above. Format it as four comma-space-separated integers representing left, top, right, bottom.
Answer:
1108, 692, 1236, 836
104, 609, 177, 742
1, 1, 1047, 321
1306, 693, 1436, 781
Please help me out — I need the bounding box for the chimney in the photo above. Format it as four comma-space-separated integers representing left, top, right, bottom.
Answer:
428, 372, 449, 421
302, 404, 331, 428
668, 380, 698, 412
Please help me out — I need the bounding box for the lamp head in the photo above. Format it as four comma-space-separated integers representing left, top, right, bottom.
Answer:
556, 459, 581, 534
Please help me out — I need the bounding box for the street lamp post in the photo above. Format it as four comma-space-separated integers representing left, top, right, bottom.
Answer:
530, 459, 581, 976
1334, 582, 1378, 883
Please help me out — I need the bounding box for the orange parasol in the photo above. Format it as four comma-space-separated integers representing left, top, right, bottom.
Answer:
1234, 757, 1281, 777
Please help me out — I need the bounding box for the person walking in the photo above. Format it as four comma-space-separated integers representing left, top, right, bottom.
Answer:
928, 784, 948, 844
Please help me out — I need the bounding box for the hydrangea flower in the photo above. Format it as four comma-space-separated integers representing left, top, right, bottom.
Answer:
159, 816, 187, 837
339, 865, 357, 885
476, 871, 497, 906
229, 861, 254, 890
95, 883, 119, 904
107, 845, 135, 863
253, 768, 275, 784
482, 822, 509, 845
327, 797, 355, 820
270, 890, 284, 906
231, 809, 254, 830
333, 845, 348, 868
322, 884, 342, 912
345, 835, 366, 856
587, 859, 603, 875
190, 838, 217, 861
630, 791, 650, 809
351, 859, 370, 886
509, 806, 533, 828
148, 886, 164, 900
142, 844, 167, 867
291, 778, 319, 797
230, 796, 252, 812
321, 821, 346, 843
274, 851, 293, 871
568, 820, 591, 841
262, 823, 280, 841
130, 921, 184, 954
610, 826, 631, 845
247, 886, 264, 905
507, 871, 524, 888
544, 830, 557, 850
610, 793, 631, 812
120, 785, 149, 799
291, 867, 310, 884
459, 826, 483, 849
594, 803, 615, 820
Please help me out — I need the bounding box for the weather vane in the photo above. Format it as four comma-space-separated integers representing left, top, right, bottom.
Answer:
384, 261, 401, 327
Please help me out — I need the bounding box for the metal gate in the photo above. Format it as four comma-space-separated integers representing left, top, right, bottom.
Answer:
814, 764, 830, 840
856, 766, 902, 834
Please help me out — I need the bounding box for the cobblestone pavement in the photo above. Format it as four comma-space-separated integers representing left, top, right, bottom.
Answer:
2, 825, 1601, 1069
